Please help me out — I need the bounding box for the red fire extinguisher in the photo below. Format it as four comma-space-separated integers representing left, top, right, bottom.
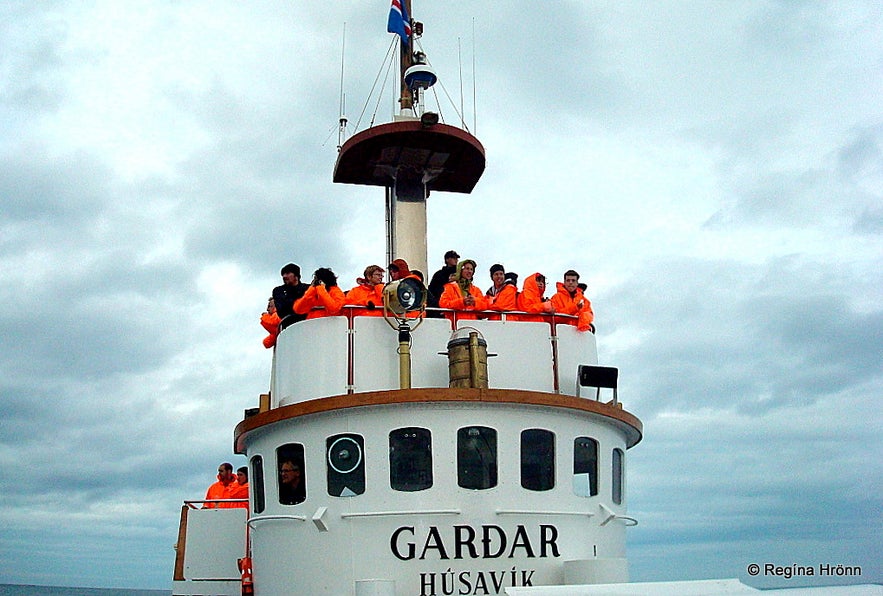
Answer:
238, 557, 254, 596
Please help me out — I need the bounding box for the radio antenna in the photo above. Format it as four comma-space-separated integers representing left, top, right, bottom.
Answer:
337, 22, 348, 150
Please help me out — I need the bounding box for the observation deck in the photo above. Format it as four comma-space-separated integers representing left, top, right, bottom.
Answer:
236, 307, 642, 452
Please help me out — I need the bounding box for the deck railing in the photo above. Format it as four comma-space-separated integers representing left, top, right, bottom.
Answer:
271, 307, 602, 408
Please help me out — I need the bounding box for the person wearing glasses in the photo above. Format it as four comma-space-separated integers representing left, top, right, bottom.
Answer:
279, 460, 306, 505
345, 265, 386, 316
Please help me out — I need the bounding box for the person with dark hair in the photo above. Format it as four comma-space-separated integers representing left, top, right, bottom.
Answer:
515, 272, 554, 322
279, 460, 306, 505
272, 263, 309, 325
486, 265, 518, 316
345, 265, 385, 316
203, 462, 240, 509
230, 467, 249, 509
260, 297, 281, 348
551, 269, 594, 332
387, 258, 412, 281
294, 268, 346, 319
439, 259, 489, 320
427, 250, 459, 314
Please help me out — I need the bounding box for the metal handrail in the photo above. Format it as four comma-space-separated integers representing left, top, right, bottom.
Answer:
247, 514, 307, 527
340, 508, 461, 519
184, 499, 248, 509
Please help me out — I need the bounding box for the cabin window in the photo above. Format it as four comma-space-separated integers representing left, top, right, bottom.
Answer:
458, 426, 498, 490
277, 444, 306, 505
327, 433, 365, 497
521, 429, 555, 491
573, 437, 599, 497
612, 448, 624, 505
250, 455, 265, 514
389, 427, 433, 492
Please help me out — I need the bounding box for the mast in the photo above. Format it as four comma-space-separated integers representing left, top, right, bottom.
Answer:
389, 0, 425, 276
333, 1, 485, 278
397, 0, 414, 114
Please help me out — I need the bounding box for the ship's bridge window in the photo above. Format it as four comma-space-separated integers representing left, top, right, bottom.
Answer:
277, 444, 306, 505
390, 427, 433, 492
250, 455, 265, 514
327, 433, 365, 497
573, 437, 599, 497
458, 426, 497, 490
521, 429, 555, 491
612, 448, 624, 505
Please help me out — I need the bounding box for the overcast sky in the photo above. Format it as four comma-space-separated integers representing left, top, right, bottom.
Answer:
1, 0, 881, 591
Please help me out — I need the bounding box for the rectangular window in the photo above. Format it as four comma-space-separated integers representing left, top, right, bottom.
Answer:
612, 448, 624, 505
277, 444, 306, 505
250, 455, 265, 514
521, 429, 555, 491
573, 437, 598, 497
458, 426, 497, 490
389, 427, 433, 491
327, 434, 365, 497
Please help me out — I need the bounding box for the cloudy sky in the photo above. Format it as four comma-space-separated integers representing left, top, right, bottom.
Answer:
1, 0, 881, 591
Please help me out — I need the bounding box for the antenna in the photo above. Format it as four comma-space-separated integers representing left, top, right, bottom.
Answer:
337, 22, 348, 150
458, 37, 465, 129
472, 17, 477, 135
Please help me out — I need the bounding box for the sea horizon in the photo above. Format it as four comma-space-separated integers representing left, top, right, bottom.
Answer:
0, 584, 170, 596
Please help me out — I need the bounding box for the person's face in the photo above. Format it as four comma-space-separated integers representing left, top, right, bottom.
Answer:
491, 270, 505, 287
237, 471, 248, 485
267, 299, 276, 313
445, 256, 458, 267
282, 272, 299, 286
218, 466, 234, 483
536, 278, 546, 293
389, 267, 403, 281
564, 275, 579, 293
281, 464, 301, 486
460, 263, 474, 280
369, 269, 384, 285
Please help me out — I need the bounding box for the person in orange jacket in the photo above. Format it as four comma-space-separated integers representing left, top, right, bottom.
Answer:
515, 272, 555, 322
439, 259, 489, 320
229, 466, 250, 509
345, 265, 385, 316
204, 462, 241, 509
550, 269, 595, 332
260, 297, 281, 348
387, 259, 423, 283
486, 265, 518, 318
293, 268, 346, 319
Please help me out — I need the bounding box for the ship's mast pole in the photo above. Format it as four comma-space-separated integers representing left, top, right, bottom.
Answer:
398, 0, 414, 114
386, 0, 429, 278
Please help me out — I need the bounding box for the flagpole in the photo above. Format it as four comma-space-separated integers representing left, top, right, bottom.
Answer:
398, 0, 413, 114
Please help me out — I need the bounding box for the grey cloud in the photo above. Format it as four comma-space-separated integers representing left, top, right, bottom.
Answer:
605, 256, 881, 416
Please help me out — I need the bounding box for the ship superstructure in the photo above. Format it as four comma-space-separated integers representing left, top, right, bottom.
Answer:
171, 3, 642, 595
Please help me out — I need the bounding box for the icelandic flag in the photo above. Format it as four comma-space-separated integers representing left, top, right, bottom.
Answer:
387, 0, 411, 45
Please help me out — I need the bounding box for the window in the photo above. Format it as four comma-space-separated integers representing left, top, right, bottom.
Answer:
327, 434, 365, 497
277, 443, 306, 505
458, 426, 497, 490
390, 427, 433, 491
250, 455, 265, 514
612, 448, 624, 505
573, 437, 598, 497
521, 429, 555, 491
